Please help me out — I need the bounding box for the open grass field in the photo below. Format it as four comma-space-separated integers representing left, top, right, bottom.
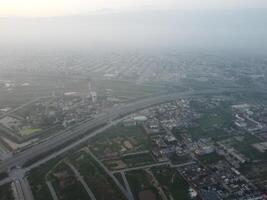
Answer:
114, 173, 126, 189
175, 102, 234, 140
69, 151, 126, 200
47, 161, 90, 200
121, 153, 155, 167
92, 125, 150, 141
126, 169, 161, 200
27, 157, 62, 200
28, 148, 126, 200
20, 128, 42, 137
104, 152, 155, 170
239, 161, 267, 183
169, 154, 192, 165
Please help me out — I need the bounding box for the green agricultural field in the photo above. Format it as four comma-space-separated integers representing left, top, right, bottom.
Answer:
0, 183, 14, 200
151, 166, 192, 200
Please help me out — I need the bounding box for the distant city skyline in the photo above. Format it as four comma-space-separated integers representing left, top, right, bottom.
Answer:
1, 0, 267, 17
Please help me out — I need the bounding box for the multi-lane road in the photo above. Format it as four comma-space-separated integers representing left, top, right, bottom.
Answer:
0, 89, 241, 174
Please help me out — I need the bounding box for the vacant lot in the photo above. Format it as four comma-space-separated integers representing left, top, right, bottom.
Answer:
28, 157, 60, 200
231, 134, 267, 161
90, 125, 153, 157
126, 169, 160, 200
47, 161, 90, 200
175, 101, 234, 141
197, 152, 225, 164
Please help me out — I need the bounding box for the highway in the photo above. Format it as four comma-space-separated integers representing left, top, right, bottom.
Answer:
9, 168, 34, 200
46, 181, 59, 200
121, 171, 134, 200
0, 89, 238, 174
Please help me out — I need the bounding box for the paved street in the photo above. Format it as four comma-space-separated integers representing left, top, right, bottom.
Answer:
87, 150, 131, 200
121, 171, 134, 200
46, 181, 59, 200
112, 161, 194, 174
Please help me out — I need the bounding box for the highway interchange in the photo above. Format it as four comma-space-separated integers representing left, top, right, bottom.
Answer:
0, 88, 237, 174
0, 88, 252, 200
0, 88, 244, 174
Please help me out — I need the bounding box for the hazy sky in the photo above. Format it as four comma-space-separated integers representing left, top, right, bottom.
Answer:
0, 1, 267, 53
1, 0, 267, 17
